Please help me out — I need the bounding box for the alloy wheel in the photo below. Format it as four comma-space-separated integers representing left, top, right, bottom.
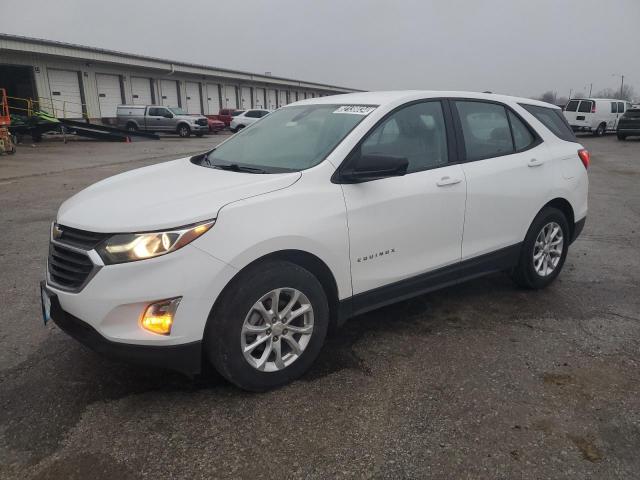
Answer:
241, 288, 314, 372
533, 221, 564, 277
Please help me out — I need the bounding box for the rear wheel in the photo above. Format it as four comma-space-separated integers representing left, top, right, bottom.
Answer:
126, 122, 138, 132
511, 207, 570, 289
177, 124, 191, 138
593, 122, 606, 136
205, 260, 329, 391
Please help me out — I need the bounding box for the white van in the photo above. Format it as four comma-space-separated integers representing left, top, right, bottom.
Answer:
563, 98, 632, 136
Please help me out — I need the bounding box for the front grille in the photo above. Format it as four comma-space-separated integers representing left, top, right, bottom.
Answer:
48, 243, 96, 291
196, 118, 208, 126
55, 224, 109, 250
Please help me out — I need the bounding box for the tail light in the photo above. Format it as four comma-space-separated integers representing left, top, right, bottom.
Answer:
578, 149, 590, 169
591, 103, 596, 113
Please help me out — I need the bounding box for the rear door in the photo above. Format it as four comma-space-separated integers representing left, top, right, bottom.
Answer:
454, 99, 552, 259
342, 100, 466, 295
95, 73, 123, 118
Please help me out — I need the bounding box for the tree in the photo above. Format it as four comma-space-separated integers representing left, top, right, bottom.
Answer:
594, 85, 635, 101
539, 91, 556, 103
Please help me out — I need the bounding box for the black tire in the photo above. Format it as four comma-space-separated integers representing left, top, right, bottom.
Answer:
177, 124, 191, 138
237, 124, 245, 131
205, 260, 329, 392
593, 123, 606, 136
617, 132, 626, 141
230, 127, 238, 133
511, 207, 570, 289
126, 122, 138, 132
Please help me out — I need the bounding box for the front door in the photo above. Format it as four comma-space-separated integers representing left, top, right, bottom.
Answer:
341, 100, 466, 295
147, 106, 173, 131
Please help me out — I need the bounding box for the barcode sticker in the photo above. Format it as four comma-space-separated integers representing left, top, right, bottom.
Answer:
333, 105, 376, 115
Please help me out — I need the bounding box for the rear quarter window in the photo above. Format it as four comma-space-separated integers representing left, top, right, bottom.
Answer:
577, 101, 593, 113
520, 104, 577, 142
565, 100, 579, 112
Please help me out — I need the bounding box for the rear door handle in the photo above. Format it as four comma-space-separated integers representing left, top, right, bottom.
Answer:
436, 176, 462, 187
528, 158, 544, 167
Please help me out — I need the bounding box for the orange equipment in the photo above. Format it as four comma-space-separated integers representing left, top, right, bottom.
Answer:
0, 88, 16, 154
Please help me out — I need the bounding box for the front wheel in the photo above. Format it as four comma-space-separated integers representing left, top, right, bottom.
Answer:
177, 124, 191, 138
511, 207, 570, 289
205, 261, 329, 391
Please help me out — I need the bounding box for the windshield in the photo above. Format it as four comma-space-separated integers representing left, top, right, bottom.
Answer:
231, 110, 245, 116
202, 104, 376, 173
169, 107, 189, 115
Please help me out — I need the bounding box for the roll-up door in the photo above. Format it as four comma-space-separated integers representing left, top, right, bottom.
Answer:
254, 88, 266, 108
131, 77, 153, 105
159, 79, 179, 107
267, 89, 277, 109
95, 73, 122, 117
223, 85, 237, 109
47, 69, 83, 118
185, 81, 202, 114
240, 87, 251, 109
206, 83, 221, 114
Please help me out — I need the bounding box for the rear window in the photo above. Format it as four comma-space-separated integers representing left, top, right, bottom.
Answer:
577, 100, 593, 113
520, 104, 577, 142
565, 100, 579, 112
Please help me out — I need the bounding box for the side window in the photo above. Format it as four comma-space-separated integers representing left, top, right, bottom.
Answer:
617, 102, 625, 113
455, 101, 514, 161
360, 101, 448, 173
611, 102, 617, 113
148, 108, 160, 116
245, 110, 259, 118
508, 111, 536, 151
520, 104, 577, 142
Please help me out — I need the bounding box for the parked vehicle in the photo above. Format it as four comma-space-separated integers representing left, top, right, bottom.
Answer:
116, 105, 209, 137
211, 109, 243, 127
207, 118, 226, 133
563, 98, 632, 136
42, 91, 588, 391
230, 109, 272, 132
616, 108, 640, 140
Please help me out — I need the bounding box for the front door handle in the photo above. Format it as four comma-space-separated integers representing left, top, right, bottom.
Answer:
436, 176, 462, 187
528, 158, 544, 167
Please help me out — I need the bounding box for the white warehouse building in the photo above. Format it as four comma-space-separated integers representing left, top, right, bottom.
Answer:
0, 34, 358, 121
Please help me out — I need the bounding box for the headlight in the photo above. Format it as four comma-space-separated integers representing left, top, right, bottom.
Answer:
97, 220, 214, 264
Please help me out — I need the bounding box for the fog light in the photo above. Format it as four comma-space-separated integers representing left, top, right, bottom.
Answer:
140, 297, 181, 335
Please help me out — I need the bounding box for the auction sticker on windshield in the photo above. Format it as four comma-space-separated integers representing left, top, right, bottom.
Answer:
333, 105, 376, 115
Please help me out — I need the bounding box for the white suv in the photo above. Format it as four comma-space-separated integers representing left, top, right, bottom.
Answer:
230, 109, 271, 132
41, 91, 589, 391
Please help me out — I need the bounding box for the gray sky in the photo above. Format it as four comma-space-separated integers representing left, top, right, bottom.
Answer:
1, 0, 638, 99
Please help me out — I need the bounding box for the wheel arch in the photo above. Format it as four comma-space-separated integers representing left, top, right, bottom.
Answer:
539, 197, 575, 238
209, 249, 343, 333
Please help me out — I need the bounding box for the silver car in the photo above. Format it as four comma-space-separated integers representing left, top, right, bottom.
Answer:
116, 105, 209, 137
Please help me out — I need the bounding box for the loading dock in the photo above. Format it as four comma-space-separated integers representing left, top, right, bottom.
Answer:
47, 68, 84, 118
159, 79, 180, 107
185, 81, 202, 114
95, 73, 123, 118
130, 77, 154, 105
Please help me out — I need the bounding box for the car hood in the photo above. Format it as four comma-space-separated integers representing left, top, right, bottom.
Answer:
57, 157, 301, 232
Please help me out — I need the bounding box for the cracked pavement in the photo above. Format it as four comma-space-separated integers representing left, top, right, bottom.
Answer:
1, 134, 639, 479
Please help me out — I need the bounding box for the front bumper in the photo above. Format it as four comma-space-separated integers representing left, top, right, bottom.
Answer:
190, 124, 209, 133
49, 294, 202, 375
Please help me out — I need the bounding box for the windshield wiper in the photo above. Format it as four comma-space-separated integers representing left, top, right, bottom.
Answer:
212, 163, 267, 174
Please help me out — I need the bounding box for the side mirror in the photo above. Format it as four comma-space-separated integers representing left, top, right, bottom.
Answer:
338, 153, 408, 183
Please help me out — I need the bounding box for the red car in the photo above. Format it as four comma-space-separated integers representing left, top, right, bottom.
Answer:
206, 117, 226, 133
209, 109, 244, 127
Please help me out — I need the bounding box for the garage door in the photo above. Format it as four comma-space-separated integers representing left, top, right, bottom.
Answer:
96, 73, 122, 118
130, 77, 153, 105
289, 91, 297, 103
267, 89, 277, 110
159, 79, 180, 107
223, 85, 237, 109
278, 90, 287, 107
205, 83, 221, 114
185, 81, 202, 114
240, 87, 251, 109
47, 69, 83, 118
254, 88, 265, 108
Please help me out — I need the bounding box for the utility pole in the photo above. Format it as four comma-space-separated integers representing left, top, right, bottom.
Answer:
589, 83, 593, 97
612, 73, 625, 99
569, 88, 573, 100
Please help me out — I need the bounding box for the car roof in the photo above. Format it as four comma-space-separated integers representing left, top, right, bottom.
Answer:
570, 98, 626, 102
288, 90, 560, 110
